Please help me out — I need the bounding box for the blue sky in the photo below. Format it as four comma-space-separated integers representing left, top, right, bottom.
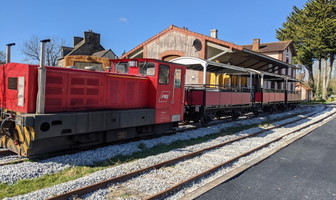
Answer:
1, 0, 307, 63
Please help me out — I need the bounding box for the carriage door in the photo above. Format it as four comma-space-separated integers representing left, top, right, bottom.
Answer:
155, 64, 185, 124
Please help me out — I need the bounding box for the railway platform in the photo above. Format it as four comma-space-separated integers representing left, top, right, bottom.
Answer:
195, 116, 336, 200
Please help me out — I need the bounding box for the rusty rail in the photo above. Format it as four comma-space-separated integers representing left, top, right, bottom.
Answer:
0, 149, 13, 157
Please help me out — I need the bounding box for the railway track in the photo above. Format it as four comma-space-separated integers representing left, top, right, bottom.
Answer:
0, 149, 13, 156
0, 107, 296, 166
0, 149, 28, 166
46, 106, 335, 200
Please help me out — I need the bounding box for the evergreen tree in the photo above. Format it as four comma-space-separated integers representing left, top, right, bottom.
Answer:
276, 0, 336, 99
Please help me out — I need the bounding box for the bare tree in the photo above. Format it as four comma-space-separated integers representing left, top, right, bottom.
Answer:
21, 35, 65, 66
0, 50, 5, 64
296, 64, 306, 82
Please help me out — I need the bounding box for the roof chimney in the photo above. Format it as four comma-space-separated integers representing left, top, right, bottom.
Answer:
210, 29, 218, 39
252, 38, 260, 51
74, 36, 83, 46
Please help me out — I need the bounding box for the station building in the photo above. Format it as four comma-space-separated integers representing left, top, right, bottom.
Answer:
120, 25, 297, 91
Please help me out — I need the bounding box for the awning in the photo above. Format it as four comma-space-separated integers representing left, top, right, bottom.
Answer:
171, 57, 300, 85
206, 41, 297, 72
171, 57, 256, 85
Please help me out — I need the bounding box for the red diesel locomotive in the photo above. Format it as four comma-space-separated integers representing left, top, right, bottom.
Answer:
0, 58, 300, 157
0, 59, 185, 157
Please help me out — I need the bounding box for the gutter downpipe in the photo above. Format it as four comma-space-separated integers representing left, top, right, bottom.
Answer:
36, 39, 50, 114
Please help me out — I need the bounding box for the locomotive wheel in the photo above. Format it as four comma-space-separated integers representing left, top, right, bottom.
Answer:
193, 115, 200, 123
201, 114, 212, 126
215, 113, 222, 120
231, 111, 238, 121
201, 116, 208, 126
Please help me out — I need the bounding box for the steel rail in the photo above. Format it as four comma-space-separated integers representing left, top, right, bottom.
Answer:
0, 149, 28, 166
0, 158, 29, 166
0, 149, 13, 157
46, 107, 330, 200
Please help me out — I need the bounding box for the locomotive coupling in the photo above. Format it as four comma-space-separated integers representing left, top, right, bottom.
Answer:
0, 115, 19, 144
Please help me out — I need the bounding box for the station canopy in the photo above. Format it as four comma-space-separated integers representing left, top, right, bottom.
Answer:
171, 57, 254, 75
171, 57, 299, 85
205, 41, 296, 73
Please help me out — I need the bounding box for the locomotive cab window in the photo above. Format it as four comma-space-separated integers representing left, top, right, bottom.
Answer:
174, 69, 181, 88
114, 62, 129, 74
8, 77, 18, 90
159, 64, 170, 85
139, 62, 155, 76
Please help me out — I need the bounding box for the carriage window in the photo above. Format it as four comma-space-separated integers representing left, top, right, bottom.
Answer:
8, 77, 18, 90
174, 69, 181, 88
159, 64, 170, 85
139, 62, 155, 76
114, 62, 129, 73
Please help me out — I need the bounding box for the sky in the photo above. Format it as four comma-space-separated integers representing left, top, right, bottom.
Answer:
1, 0, 308, 63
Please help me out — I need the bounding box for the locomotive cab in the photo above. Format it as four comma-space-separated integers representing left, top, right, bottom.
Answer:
111, 59, 186, 124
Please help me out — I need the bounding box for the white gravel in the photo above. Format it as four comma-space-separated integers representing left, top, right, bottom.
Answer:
2, 105, 331, 200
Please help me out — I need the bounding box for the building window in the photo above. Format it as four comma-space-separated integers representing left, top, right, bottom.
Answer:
162, 55, 180, 61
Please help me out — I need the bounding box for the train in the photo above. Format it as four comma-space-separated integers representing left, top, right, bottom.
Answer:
0, 57, 300, 157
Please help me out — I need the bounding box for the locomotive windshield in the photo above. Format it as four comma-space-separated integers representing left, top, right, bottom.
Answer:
139, 62, 155, 76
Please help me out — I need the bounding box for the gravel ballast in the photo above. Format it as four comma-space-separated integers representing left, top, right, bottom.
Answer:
2, 105, 332, 200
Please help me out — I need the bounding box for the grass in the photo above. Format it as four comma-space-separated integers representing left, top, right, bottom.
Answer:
0, 111, 308, 198
0, 166, 105, 198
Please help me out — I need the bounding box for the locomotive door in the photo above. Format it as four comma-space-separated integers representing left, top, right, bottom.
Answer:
155, 64, 185, 124
171, 67, 185, 122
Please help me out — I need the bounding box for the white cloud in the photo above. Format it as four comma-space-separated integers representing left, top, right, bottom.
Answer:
119, 17, 128, 23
